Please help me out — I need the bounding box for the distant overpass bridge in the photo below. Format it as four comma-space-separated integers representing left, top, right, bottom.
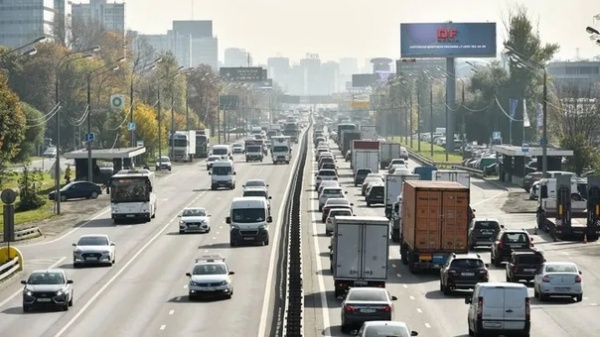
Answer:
279, 95, 344, 104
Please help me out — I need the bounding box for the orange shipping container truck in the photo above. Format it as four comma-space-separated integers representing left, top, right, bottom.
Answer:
400, 180, 470, 273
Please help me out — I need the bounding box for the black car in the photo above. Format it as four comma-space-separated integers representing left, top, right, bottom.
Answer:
439, 253, 489, 295
48, 181, 101, 201
506, 250, 545, 283
21, 269, 74, 312
365, 185, 384, 207
354, 168, 372, 186
468, 219, 503, 249
490, 230, 534, 267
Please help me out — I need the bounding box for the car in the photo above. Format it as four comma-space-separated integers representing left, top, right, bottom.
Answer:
318, 180, 340, 195
386, 158, 406, 170
362, 176, 383, 196
506, 250, 545, 283
521, 171, 543, 192
315, 148, 330, 160
21, 269, 74, 312
365, 183, 385, 207
354, 168, 372, 186
178, 207, 212, 234
315, 168, 338, 191
72, 234, 116, 267
388, 164, 408, 174
533, 261, 583, 302
340, 287, 397, 333
325, 208, 353, 235
48, 181, 102, 201
439, 253, 489, 295
242, 186, 272, 213
206, 155, 221, 170
232, 143, 244, 154
243, 179, 269, 189
155, 156, 172, 171
319, 162, 337, 172
322, 198, 353, 222
185, 254, 234, 300
400, 147, 409, 160
390, 166, 410, 175
357, 321, 418, 337
468, 219, 504, 249
318, 156, 336, 169
490, 230, 534, 267
529, 181, 540, 200
43, 146, 57, 158
318, 186, 346, 211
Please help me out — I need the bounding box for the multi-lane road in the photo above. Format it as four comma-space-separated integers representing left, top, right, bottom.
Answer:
0, 133, 303, 336
302, 137, 600, 337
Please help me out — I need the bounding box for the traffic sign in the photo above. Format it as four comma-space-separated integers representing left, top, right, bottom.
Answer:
85, 133, 95, 142
521, 143, 529, 153
110, 94, 125, 109
540, 137, 547, 146
492, 131, 501, 139
128, 122, 136, 131
219, 67, 265, 82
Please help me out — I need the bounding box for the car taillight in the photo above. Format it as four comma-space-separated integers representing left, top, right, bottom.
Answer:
344, 305, 356, 313
525, 297, 530, 320
477, 298, 483, 318
479, 269, 488, 275
448, 269, 458, 275
513, 266, 518, 273
380, 305, 392, 312
496, 241, 503, 249
542, 275, 551, 282
575, 275, 582, 283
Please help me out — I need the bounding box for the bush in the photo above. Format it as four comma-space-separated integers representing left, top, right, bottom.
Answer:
16, 166, 46, 212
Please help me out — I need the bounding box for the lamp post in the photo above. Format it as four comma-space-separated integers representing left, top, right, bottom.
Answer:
54, 45, 100, 215
169, 66, 185, 160
130, 57, 162, 147
86, 57, 125, 182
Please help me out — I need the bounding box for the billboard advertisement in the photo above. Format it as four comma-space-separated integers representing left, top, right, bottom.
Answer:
400, 22, 496, 58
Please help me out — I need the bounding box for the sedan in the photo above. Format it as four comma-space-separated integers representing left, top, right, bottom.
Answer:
358, 321, 418, 337
178, 207, 212, 234
232, 143, 244, 154
362, 177, 383, 196
21, 269, 74, 312
315, 169, 338, 191
243, 179, 269, 189
341, 287, 397, 333
206, 155, 221, 170
534, 262, 583, 302
318, 180, 340, 196
48, 181, 101, 201
72, 234, 116, 267
322, 198, 353, 222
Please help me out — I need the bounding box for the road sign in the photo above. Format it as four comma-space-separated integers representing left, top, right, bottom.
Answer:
492, 131, 501, 139
85, 133, 95, 142
110, 94, 125, 109
136, 140, 144, 147
219, 67, 265, 82
1, 189, 16, 204
128, 122, 136, 131
521, 143, 529, 153
540, 137, 547, 146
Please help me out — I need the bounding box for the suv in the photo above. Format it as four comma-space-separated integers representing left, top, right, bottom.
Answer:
490, 230, 534, 267
354, 169, 372, 186
439, 253, 489, 295
468, 219, 503, 249
505, 250, 545, 283
365, 184, 384, 207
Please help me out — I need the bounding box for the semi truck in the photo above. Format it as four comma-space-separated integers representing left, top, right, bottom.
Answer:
244, 139, 264, 162
385, 173, 420, 241
330, 216, 389, 298
432, 169, 471, 188
168, 130, 196, 162
340, 130, 361, 157
283, 122, 299, 143
536, 175, 600, 241
380, 142, 403, 169
271, 135, 291, 164
337, 123, 357, 146
194, 129, 210, 158
400, 180, 470, 273
351, 140, 380, 175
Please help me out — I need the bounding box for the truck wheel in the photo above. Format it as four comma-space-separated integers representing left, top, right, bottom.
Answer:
230, 241, 236, 247
391, 233, 400, 243
366, 202, 371, 207
400, 245, 409, 265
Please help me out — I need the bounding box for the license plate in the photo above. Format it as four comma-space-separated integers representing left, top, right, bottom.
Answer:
37, 298, 52, 302
524, 268, 536, 272
483, 322, 501, 328
201, 287, 216, 291
462, 272, 475, 276
420, 255, 432, 261
360, 309, 375, 313
86, 257, 98, 261
244, 237, 254, 240
126, 215, 135, 218
555, 287, 570, 291
188, 225, 198, 227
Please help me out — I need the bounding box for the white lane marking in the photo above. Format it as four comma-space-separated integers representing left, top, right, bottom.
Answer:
160, 325, 166, 330
257, 134, 303, 337
471, 191, 506, 207
169, 310, 174, 315
416, 308, 422, 313
0, 256, 66, 308
216, 232, 220, 235
396, 273, 402, 278
183, 284, 188, 289
392, 264, 396, 268
591, 303, 597, 306
52, 186, 211, 337
402, 285, 408, 289
212, 237, 216, 240
203, 250, 208, 253
409, 296, 415, 300
425, 323, 431, 328
219, 226, 223, 229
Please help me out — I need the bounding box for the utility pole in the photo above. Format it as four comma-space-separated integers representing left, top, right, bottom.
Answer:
430, 81, 434, 158
409, 93, 413, 149
157, 87, 162, 170
170, 82, 175, 159
416, 90, 421, 152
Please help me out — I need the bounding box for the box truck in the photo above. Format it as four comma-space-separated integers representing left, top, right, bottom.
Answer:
433, 169, 471, 188
380, 142, 403, 169
351, 140, 380, 176
168, 130, 196, 162
385, 173, 420, 242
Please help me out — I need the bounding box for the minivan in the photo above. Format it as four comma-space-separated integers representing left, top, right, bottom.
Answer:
211, 144, 232, 160
209, 160, 236, 190
465, 283, 530, 337
226, 196, 272, 246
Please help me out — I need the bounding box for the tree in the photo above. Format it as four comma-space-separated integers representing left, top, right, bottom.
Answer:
0, 74, 27, 162
16, 166, 46, 212
119, 103, 163, 155
13, 103, 46, 162
186, 65, 220, 130
70, 16, 105, 51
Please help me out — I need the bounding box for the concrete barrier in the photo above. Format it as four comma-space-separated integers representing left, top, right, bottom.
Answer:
0, 245, 24, 282
0, 226, 43, 243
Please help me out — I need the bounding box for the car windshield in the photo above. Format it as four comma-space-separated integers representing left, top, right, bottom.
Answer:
212, 166, 232, 175
323, 188, 342, 195
545, 264, 577, 273
182, 208, 206, 217
232, 208, 266, 223
245, 180, 266, 187
77, 236, 108, 246
244, 190, 267, 197
192, 264, 227, 275
159, 156, 170, 163
326, 199, 348, 206
212, 148, 228, 155
474, 221, 500, 230
329, 210, 351, 217
273, 146, 288, 152
504, 232, 529, 243
347, 289, 387, 301
450, 258, 485, 269
364, 326, 410, 337
319, 170, 336, 176
208, 157, 219, 162
28, 272, 65, 285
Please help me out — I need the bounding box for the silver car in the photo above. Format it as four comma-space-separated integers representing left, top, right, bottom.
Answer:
533, 261, 583, 302
178, 207, 212, 234
358, 321, 418, 337
341, 287, 397, 333
186, 254, 234, 300
72, 234, 116, 267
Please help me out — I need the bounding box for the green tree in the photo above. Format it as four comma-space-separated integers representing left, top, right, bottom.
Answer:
119, 103, 163, 155
13, 102, 46, 162
16, 166, 46, 212
0, 74, 27, 163
186, 65, 220, 130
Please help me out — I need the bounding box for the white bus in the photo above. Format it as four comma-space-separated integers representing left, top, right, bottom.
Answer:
109, 169, 157, 224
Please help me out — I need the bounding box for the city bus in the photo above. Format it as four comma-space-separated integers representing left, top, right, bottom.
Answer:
109, 169, 157, 224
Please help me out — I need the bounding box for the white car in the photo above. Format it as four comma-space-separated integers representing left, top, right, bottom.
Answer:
534, 261, 583, 302
318, 180, 340, 196
325, 208, 353, 235
318, 186, 346, 211
529, 181, 540, 200
186, 254, 234, 300
243, 179, 269, 189
315, 169, 338, 191
232, 143, 244, 154
156, 156, 172, 171
206, 155, 221, 170
72, 234, 116, 267
400, 147, 409, 160
362, 176, 384, 196
178, 207, 212, 234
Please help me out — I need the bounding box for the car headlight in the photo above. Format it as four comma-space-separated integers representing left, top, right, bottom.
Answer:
230, 225, 240, 230
74, 249, 82, 253
219, 281, 228, 286
189, 281, 197, 286
56, 290, 64, 296
24, 290, 32, 296
101, 251, 110, 254
258, 224, 266, 230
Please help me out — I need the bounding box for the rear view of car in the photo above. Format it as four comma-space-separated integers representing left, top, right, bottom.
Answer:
468, 219, 503, 249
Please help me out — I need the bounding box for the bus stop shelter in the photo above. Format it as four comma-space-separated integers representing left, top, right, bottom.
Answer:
491, 145, 573, 184
64, 146, 146, 183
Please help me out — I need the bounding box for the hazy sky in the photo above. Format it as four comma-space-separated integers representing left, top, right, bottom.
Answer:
122, 0, 599, 64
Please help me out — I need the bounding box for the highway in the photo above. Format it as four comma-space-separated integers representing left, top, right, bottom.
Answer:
0, 133, 304, 337
302, 137, 600, 337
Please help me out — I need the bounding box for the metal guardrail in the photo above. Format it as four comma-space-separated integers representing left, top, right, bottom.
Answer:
0, 256, 20, 281
451, 164, 485, 176
406, 148, 486, 176
0, 226, 43, 243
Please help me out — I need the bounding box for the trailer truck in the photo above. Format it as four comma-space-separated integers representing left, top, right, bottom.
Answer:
400, 180, 470, 273
432, 169, 471, 188
351, 140, 380, 176
337, 123, 357, 146
385, 173, 420, 241
380, 142, 403, 169
194, 129, 210, 158
341, 130, 361, 157
330, 216, 389, 298
168, 130, 196, 162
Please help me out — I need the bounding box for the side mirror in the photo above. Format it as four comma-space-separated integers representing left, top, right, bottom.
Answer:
391, 295, 398, 301
350, 203, 354, 206
267, 216, 273, 223
267, 184, 270, 187
353, 214, 356, 216
110, 242, 116, 246
465, 296, 472, 304
208, 172, 212, 175
328, 245, 332, 249
485, 263, 489, 268
410, 331, 419, 336
579, 270, 583, 275
472, 209, 476, 212
177, 214, 182, 217
500, 225, 505, 228
186, 273, 191, 277
67, 280, 74, 284
20, 280, 26, 285
344, 191, 348, 194
229, 271, 235, 275
207, 214, 212, 217
242, 185, 245, 187
233, 172, 237, 175
72, 243, 76, 246
268, 196, 272, 199
530, 237, 534, 241
225, 216, 231, 224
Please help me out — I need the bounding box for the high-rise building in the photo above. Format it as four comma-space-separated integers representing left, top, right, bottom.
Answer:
71, 0, 125, 34
191, 37, 218, 69
224, 48, 249, 67
0, 0, 72, 48
320, 61, 340, 95
267, 57, 290, 91
300, 55, 321, 95
172, 20, 212, 38
288, 63, 305, 95
547, 60, 600, 88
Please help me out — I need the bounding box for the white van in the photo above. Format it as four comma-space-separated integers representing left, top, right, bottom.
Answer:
209, 160, 236, 190
226, 197, 272, 246
210, 144, 232, 160
465, 283, 530, 337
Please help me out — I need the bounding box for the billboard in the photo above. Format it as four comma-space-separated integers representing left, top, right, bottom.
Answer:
400, 22, 496, 58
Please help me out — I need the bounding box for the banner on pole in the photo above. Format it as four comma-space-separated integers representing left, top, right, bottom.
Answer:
523, 99, 530, 127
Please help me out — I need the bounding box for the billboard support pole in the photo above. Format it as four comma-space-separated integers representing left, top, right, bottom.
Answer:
445, 57, 456, 162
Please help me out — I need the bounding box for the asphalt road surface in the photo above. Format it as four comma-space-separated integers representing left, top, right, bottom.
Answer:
0, 133, 305, 337
302, 138, 600, 337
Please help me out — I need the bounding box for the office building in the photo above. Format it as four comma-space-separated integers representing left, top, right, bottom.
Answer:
321, 61, 340, 95
547, 60, 600, 88
288, 64, 305, 95
267, 57, 290, 91
224, 48, 249, 67
300, 55, 321, 96
192, 37, 218, 69
71, 0, 125, 35
172, 20, 212, 38
0, 0, 72, 48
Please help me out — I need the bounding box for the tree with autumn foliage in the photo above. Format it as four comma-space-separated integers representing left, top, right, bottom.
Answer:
0, 74, 27, 186
117, 103, 164, 157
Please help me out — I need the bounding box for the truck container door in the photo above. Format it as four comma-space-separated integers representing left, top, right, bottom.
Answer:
440, 190, 469, 252
361, 224, 389, 280
335, 224, 361, 278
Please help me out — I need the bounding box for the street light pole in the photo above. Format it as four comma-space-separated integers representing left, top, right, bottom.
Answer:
540, 69, 548, 210
169, 66, 185, 160
430, 81, 434, 158
157, 86, 162, 169
130, 57, 163, 147
416, 89, 421, 152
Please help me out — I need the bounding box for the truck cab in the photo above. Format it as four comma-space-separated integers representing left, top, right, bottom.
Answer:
244, 139, 264, 162
271, 136, 291, 164
209, 160, 236, 190
226, 197, 272, 246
